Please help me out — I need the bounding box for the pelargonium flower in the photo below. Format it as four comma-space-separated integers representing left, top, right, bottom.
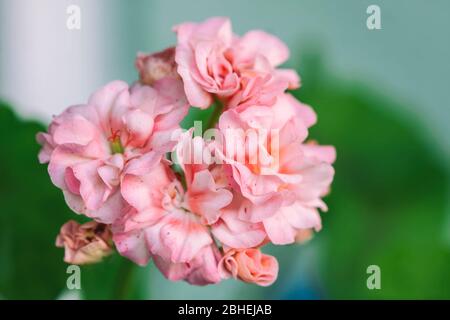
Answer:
56, 220, 113, 265
174, 16, 299, 109
37, 79, 188, 224
213, 93, 335, 245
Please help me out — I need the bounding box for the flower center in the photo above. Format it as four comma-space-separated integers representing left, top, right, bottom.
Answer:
109, 130, 124, 154
162, 181, 189, 212
110, 137, 124, 154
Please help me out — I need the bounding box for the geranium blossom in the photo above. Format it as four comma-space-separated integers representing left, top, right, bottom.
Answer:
174, 17, 299, 109
37, 79, 188, 223
39, 16, 336, 288
213, 93, 335, 241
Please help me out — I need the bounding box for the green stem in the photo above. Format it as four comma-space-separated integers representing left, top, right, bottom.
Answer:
113, 257, 135, 300
205, 99, 224, 130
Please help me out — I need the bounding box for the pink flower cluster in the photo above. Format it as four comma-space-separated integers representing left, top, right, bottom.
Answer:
38, 17, 335, 287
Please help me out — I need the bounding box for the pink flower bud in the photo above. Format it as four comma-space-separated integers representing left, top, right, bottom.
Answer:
219, 248, 279, 286
135, 47, 179, 85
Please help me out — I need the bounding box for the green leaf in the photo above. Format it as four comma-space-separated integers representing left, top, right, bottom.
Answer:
80, 254, 139, 299
180, 105, 215, 130
292, 52, 450, 298
0, 102, 74, 299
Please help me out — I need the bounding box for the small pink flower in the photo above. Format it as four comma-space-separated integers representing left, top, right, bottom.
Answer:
114, 162, 216, 266
174, 131, 268, 249
135, 47, 179, 86
56, 220, 113, 265
185, 167, 233, 224
175, 132, 233, 224
37, 80, 188, 223
174, 17, 299, 109
218, 248, 279, 286
214, 94, 335, 244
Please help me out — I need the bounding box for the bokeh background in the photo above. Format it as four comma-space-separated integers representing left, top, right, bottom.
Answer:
0, 0, 449, 299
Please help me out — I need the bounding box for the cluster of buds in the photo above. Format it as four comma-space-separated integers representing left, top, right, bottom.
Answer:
38, 17, 335, 286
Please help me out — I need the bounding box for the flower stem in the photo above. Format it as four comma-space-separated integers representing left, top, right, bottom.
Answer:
113, 258, 135, 300
205, 99, 224, 130
110, 136, 124, 154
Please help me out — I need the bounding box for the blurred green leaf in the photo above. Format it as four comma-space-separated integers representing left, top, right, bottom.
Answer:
292, 52, 450, 298
0, 102, 74, 299
81, 254, 138, 299
180, 105, 214, 130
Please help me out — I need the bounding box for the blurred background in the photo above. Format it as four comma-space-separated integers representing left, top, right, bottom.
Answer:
0, 0, 449, 299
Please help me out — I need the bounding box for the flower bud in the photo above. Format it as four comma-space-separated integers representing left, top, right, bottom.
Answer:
219, 248, 278, 286
56, 220, 113, 265
135, 47, 178, 85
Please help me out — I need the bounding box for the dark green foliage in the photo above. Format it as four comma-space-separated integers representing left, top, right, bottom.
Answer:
293, 53, 449, 298
0, 103, 74, 299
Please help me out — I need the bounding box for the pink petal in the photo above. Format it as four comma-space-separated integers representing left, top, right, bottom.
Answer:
48, 145, 89, 189
87, 189, 125, 224
212, 205, 266, 249
274, 69, 300, 89
120, 175, 152, 212
175, 17, 232, 47
185, 245, 222, 285
87, 80, 129, 129
188, 170, 233, 224
71, 160, 111, 211
123, 109, 154, 148
263, 202, 321, 245
286, 94, 317, 128
123, 151, 162, 176
144, 210, 213, 263
36, 132, 54, 163
152, 254, 191, 281
121, 163, 171, 211
235, 30, 289, 66
53, 113, 99, 146
175, 45, 213, 108
113, 230, 151, 266
64, 167, 81, 195
302, 144, 336, 164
